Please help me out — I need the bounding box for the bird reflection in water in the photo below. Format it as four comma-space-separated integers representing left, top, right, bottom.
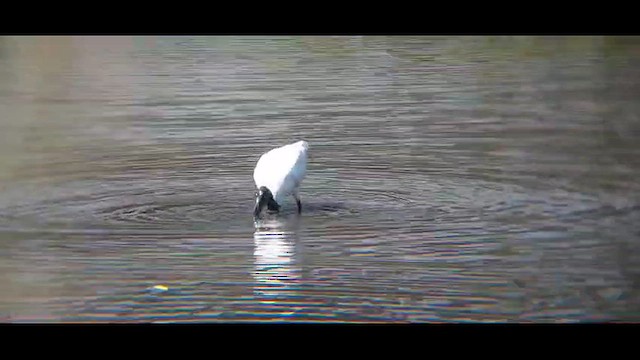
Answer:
252, 217, 301, 312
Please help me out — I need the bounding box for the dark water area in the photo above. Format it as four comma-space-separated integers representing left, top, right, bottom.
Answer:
1, 36, 639, 322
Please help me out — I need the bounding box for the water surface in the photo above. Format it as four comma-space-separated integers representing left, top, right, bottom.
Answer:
1, 36, 640, 322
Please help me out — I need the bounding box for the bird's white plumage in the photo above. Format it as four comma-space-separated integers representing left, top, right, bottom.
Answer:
253, 140, 308, 205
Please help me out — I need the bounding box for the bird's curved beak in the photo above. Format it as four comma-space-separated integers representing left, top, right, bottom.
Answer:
254, 192, 266, 219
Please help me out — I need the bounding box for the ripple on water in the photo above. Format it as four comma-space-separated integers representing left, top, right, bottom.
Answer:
0, 161, 614, 239
3, 36, 640, 322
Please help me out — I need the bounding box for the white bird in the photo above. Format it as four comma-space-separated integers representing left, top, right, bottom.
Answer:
253, 140, 308, 219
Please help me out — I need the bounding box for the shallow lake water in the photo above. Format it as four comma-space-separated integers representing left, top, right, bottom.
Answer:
1, 36, 639, 322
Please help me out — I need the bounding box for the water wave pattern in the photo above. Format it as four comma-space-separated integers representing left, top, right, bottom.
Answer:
1, 37, 639, 322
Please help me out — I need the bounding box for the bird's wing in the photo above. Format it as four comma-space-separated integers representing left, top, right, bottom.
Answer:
284, 142, 308, 190
253, 142, 308, 201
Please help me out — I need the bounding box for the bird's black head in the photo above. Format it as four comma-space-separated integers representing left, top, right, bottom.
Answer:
254, 186, 280, 219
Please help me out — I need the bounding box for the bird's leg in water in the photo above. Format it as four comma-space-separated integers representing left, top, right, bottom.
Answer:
293, 191, 302, 214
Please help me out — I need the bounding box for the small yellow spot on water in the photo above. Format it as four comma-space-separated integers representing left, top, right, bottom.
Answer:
152, 285, 168, 291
